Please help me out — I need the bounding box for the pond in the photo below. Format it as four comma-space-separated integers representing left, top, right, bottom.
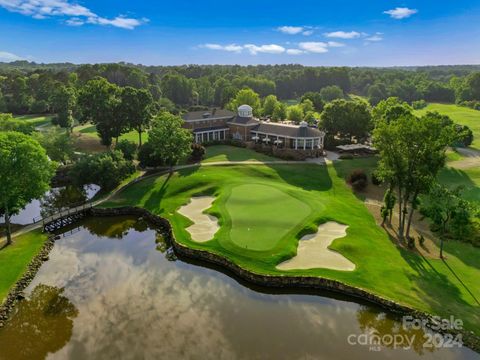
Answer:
0, 216, 477, 360
0, 185, 100, 226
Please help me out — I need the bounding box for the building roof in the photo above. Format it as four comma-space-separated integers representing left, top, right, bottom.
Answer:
192, 125, 230, 133
182, 109, 235, 122
251, 122, 324, 138
227, 115, 260, 126
238, 104, 252, 111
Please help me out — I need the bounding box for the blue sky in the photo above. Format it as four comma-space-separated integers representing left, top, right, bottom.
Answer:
0, 0, 479, 66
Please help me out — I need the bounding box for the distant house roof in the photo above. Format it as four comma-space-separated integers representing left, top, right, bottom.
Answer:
182, 109, 235, 122
227, 116, 260, 126
251, 122, 324, 138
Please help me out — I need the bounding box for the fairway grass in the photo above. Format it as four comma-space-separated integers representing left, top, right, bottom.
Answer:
102, 162, 480, 335
0, 231, 48, 303
203, 145, 277, 163
14, 114, 54, 127
226, 184, 311, 251
414, 103, 480, 149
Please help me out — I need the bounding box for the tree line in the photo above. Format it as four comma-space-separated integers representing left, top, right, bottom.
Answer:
2, 63, 480, 117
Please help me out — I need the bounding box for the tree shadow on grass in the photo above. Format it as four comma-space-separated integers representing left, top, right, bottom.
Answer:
398, 247, 480, 329
438, 167, 480, 202
266, 163, 332, 192
144, 172, 172, 213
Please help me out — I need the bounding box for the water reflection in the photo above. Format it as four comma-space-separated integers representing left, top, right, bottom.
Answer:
0, 185, 99, 226
0, 285, 78, 360
0, 217, 477, 360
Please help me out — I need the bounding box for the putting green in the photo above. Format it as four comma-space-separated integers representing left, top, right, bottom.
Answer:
225, 184, 311, 251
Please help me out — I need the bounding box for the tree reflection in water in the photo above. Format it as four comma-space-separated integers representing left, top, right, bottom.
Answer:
356, 306, 435, 355
0, 284, 78, 360
81, 216, 150, 239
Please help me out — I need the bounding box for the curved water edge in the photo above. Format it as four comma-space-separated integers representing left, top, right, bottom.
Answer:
1, 207, 479, 357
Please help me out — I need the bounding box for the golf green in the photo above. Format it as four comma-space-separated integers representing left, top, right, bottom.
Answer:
225, 184, 311, 251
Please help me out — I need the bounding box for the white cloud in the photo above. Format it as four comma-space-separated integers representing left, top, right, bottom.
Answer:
202, 43, 243, 53
244, 44, 285, 55
384, 7, 418, 19
298, 42, 328, 53
324, 31, 361, 39
286, 49, 305, 55
277, 26, 304, 35
0, 51, 23, 62
201, 43, 286, 55
0, 0, 147, 29
200, 39, 346, 56
365, 33, 383, 42
327, 41, 345, 47
277, 26, 314, 36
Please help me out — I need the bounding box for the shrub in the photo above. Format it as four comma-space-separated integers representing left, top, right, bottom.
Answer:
115, 139, 137, 160
348, 169, 368, 191
412, 99, 427, 110
371, 171, 382, 186
29, 100, 49, 113
453, 125, 473, 147
190, 143, 206, 162
138, 142, 165, 168
69, 150, 135, 191
339, 153, 354, 160
407, 237, 415, 249
419, 235, 425, 246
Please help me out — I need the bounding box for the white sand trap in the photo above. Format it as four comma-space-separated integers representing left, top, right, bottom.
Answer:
178, 196, 219, 242
277, 222, 355, 271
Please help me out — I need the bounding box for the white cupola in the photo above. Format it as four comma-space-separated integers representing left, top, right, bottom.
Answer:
238, 104, 253, 118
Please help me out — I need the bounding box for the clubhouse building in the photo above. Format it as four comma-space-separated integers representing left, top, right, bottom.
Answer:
182, 105, 325, 151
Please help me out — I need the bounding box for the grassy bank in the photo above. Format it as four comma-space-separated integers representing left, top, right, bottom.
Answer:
0, 231, 48, 302
101, 156, 480, 335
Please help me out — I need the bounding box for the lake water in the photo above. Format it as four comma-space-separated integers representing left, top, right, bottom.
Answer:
0, 185, 100, 225
0, 216, 477, 360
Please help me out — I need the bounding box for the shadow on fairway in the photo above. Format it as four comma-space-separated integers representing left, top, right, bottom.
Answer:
144, 172, 172, 213
438, 167, 480, 202
398, 247, 480, 328
266, 163, 332, 191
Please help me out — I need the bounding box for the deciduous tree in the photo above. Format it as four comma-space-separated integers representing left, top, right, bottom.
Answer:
0, 132, 56, 245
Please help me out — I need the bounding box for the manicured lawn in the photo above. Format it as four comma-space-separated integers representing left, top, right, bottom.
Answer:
0, 231, 48, 302
102, 162, 480, 335
438, 166, 480, 203
414, 103, 480, 149
75, 123, 147, 145
203, 145, 278, 163
14, 114, 54, 127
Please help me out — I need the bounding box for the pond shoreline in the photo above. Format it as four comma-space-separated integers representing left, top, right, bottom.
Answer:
0, 234, 56, 327
1, 206, 479, 353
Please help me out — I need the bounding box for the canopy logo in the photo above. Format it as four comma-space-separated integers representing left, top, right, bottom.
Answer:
347, 315, 464, 352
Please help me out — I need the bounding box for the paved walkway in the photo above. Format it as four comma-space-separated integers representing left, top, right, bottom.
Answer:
448, 147, 480, 170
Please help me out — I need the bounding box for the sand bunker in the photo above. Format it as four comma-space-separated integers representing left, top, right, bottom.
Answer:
276, 222, 355, 271
178, 196, 219, 242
